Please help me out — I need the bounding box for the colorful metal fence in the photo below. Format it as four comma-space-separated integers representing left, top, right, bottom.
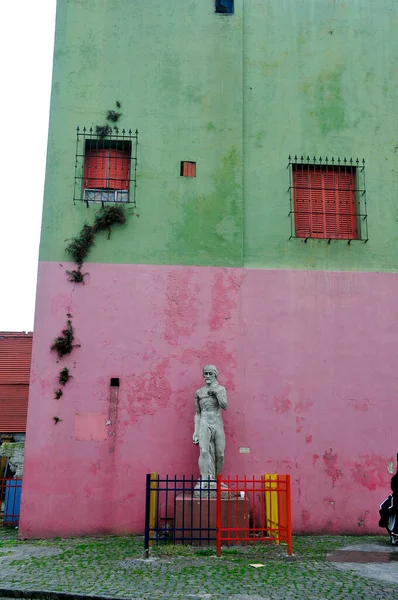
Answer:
144, 473, 292, 557
216, 474, 292, 556
0, 478, 22, 526
144, 474, 218, 555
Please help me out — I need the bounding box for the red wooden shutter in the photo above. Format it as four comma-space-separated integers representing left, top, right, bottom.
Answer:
107, 150, 130, 190
335, 170, 356, 239
84, 149, 130, 190
293, 166, 357, 239
310, 169, 325, 237
84, 149, 109, 188
293, 166, 312, 237
323, 169, 337, 238
323, 169, 356, 239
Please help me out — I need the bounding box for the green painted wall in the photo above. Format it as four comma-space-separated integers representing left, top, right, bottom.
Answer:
40, 0, 398, 272
243, 0, 398, 271
40, 0, 244, 267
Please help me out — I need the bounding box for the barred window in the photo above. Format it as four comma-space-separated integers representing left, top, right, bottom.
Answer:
74, 127, 138, 206
288, 156, 368, 242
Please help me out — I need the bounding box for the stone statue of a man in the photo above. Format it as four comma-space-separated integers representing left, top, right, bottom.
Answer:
193, 365, 227, 481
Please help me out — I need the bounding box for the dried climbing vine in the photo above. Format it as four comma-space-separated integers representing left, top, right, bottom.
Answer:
65, 205, 127, 282
50, 100, 133, 424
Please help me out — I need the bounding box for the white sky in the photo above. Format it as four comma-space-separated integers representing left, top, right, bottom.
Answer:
0, 1, 57, 332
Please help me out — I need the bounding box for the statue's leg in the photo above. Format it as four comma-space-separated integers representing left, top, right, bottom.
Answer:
214, 426, 226, 475
208, 432, 216, 480
198, 426, 211, 480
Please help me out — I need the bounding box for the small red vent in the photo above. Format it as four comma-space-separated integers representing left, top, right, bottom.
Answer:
180, 161, 196, 177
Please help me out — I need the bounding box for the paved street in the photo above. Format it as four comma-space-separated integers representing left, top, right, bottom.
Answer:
0, 529, 397, 599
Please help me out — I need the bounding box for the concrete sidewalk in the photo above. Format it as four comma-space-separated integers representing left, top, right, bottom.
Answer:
0, 529, 397, 600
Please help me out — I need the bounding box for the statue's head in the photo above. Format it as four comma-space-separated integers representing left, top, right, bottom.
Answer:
203, 364, 218, 385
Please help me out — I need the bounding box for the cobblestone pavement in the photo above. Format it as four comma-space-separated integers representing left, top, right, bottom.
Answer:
0, 529, 397, 599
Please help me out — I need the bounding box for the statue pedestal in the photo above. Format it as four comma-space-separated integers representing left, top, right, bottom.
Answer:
174, 495, 250, 545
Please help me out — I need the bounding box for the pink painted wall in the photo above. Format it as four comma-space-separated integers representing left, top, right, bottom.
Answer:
20, 262, 398, 537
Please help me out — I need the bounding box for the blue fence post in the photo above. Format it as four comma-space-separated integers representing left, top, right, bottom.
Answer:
4, 479, 22, 526
144, 473, 151, 557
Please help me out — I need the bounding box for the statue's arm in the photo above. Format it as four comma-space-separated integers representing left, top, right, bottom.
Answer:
215, 385, 227, 410
193, 394, 200, 444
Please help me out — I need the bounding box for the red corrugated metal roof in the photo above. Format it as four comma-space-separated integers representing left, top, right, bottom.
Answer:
0, 332, 32, 432
0, 385, 29, 432
0, 333, 33, 385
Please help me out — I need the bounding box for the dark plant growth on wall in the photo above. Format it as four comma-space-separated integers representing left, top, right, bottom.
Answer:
95, 124, 111, 138
54, 388, 63, 399
66, 268, 86, 283
95, 101, 122, 134
50, 320, 75, 359
107, 110, 121, 122
92, 205, 127, 238
107, 100, 122, 122
58, 367, 71, 386
65, 205, 127, 273
65, 224, 95, 267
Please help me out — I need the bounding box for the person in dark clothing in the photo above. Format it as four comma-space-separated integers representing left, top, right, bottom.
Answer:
379, 453, 398, 545
391, 461, 398, 495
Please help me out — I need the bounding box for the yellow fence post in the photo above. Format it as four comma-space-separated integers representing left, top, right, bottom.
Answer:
264, 474, 279, 544
149, 472, 157, 546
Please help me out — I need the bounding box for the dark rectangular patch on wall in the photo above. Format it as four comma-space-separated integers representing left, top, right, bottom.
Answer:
215, 0, 234, 14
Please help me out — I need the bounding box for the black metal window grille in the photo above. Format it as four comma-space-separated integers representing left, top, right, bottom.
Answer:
288, 156, 368, 243
74, 127, 138, 206
215, 0, 234, 14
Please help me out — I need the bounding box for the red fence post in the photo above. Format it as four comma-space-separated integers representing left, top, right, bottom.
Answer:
216, 474, 221, 556
286, 474, 293, 555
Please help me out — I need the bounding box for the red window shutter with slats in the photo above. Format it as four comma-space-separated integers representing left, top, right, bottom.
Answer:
323, 170, 337, 238
293, 168, 311, 237
107, 150, 130, 190
335, 170, 356, 239
84, 149, 108, 188
293, 166, 357, 239
84, 149, 130, 190
181, 162, 196, 177
310, 170, 324, 235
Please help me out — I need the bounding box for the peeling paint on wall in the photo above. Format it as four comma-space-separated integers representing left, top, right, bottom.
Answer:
351, 454, 391, 492
323, 449, 343, 486
21, 263, 398, 536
